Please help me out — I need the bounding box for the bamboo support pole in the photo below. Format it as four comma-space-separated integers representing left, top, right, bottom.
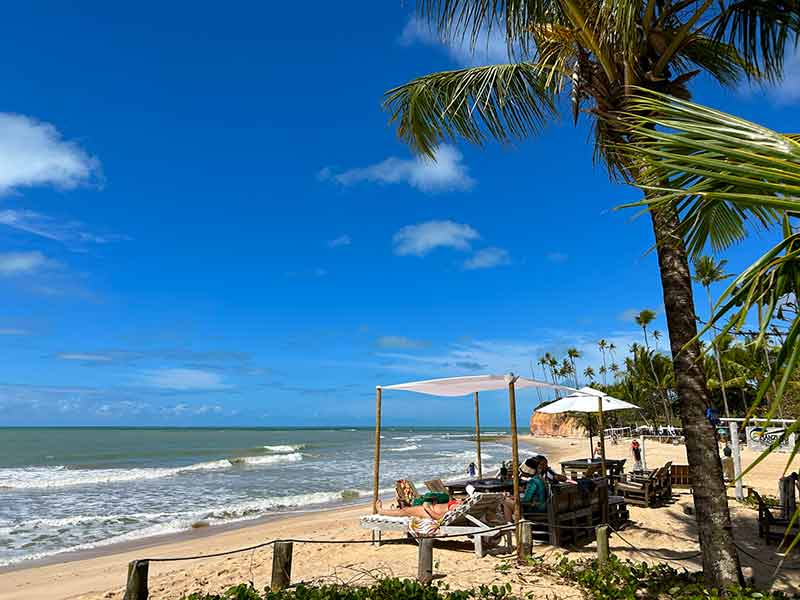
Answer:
372, 387, 382, 514
474, 392, 482, 478
598, 397, 607, 495
729, 421, 743, 500
507, 376, 522, 560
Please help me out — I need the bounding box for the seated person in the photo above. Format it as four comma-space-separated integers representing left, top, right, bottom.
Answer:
534, 455, 568, 483
501, 458, 549, 519
375, 496, 461, 520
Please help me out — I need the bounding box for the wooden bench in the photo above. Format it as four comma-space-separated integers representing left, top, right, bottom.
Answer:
614, 462, 672, 507
523, 479, 626, 547
750, 489, 800, 545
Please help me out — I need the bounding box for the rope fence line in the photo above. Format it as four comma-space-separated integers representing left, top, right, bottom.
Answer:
121, 521, 800, 599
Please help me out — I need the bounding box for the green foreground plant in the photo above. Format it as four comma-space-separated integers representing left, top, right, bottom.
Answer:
556, 556, 798, 600
182, 579, 512, 600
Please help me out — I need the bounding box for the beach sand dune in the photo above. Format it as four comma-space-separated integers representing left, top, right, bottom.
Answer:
2, 436, 799, 600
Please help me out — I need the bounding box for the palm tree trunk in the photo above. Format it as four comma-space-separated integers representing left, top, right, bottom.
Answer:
650, 202, 742, 587
708, 289, 731, 417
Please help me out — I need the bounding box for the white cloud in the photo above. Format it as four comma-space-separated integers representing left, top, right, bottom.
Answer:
0, 327, 29, 335
399, 16, 510, 66
57, 353, 114, 362
393, 220, 480, 257
141, 368, 232, 391
463, 247, 510, 270
0, 251, 53, 276
328, 235, 351, 248
0, 113, 99, 194
0, 209, 126, 246
376, 335, 428, 350
546, 252, 569, 263
322, 145, 474, 193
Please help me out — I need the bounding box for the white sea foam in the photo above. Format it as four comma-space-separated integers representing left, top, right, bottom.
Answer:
229, 453, 303, 466
388, 444, 418, 452
0, 453, 303, 490
262, 444, 304, 453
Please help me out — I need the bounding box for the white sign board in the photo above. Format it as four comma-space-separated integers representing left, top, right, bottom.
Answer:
745, 425, 797, 453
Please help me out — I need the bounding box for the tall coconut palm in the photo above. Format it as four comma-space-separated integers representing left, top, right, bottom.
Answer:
635, 309, 657, 348
637, 308, 673, 427
652, 330, 663, 352
598, 339, 609, 385
583, 366, 595, 384
693, 256, 733, 417
384, 2, 799, 584
567, 347, 581, 387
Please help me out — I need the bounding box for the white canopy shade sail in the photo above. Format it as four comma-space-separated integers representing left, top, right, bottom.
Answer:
536, 386, 640, 413
379, 374, 574, 397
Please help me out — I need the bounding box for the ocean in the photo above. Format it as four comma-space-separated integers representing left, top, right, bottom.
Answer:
0, 427, 527, 568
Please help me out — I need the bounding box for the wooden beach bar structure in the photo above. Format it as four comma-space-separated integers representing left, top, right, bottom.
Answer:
372, 373, 573, 554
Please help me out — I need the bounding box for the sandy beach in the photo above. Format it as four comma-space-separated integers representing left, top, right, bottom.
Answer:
3, 435, 799, 600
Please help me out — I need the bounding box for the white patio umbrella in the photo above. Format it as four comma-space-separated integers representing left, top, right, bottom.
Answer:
535, 386, 640, 478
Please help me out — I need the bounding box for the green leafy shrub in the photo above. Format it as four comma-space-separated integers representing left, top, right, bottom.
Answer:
555, 556, 798, 600
182, 579, 512, 600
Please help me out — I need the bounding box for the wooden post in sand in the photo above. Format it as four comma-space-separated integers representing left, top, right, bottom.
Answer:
123, 560, 149, 600
417, 538, 434, 584
507, 374, 522, 561
474, 392, 483, 478
596, 525, 609, 565
520, 521, 533, 559
271, 541, 293, 591
779, 477, 797, 520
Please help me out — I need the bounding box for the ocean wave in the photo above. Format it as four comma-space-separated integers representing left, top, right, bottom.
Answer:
0, 486, 395, 567
262, 444, 305, 453
0, 453, 303, 490
388, 444, 418, 453
228, 453, 302, 466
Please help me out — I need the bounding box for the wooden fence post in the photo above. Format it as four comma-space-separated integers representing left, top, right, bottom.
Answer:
519, 521, 533, 560
417, 539, 433, 585
271, 541, 293, 591
123, 560, 149, 600
596, 525, 609, 566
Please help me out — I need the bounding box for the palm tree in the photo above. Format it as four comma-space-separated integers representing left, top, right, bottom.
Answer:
384, 2, 799, 584
652, 330, 662, 352
608, 343, 617, 363
635, 309, 657, 349
598, 339, 608, 385
583, 366, 595, 385
636, 308, 672, 426
567, 347, 581, 387
693, 256, 733, 417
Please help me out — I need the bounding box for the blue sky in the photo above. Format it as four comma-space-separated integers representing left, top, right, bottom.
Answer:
0, 3, 798, 427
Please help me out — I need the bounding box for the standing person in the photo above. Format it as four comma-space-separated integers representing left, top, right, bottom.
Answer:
631, 439, 643, 472
467, 462, 477, 478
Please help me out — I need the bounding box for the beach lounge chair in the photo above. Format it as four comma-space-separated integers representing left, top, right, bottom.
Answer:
425, 479, 449, 494
360, 492, 510, 558
751, 489, 800, 545
614, 462, 671, 507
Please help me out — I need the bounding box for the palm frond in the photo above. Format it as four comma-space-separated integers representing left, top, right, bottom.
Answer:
615, 90, 797, 254
384, 63, 558, 157
677, 35, 754, 86
710, 0, 800, 82
418, 0, 566, 59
